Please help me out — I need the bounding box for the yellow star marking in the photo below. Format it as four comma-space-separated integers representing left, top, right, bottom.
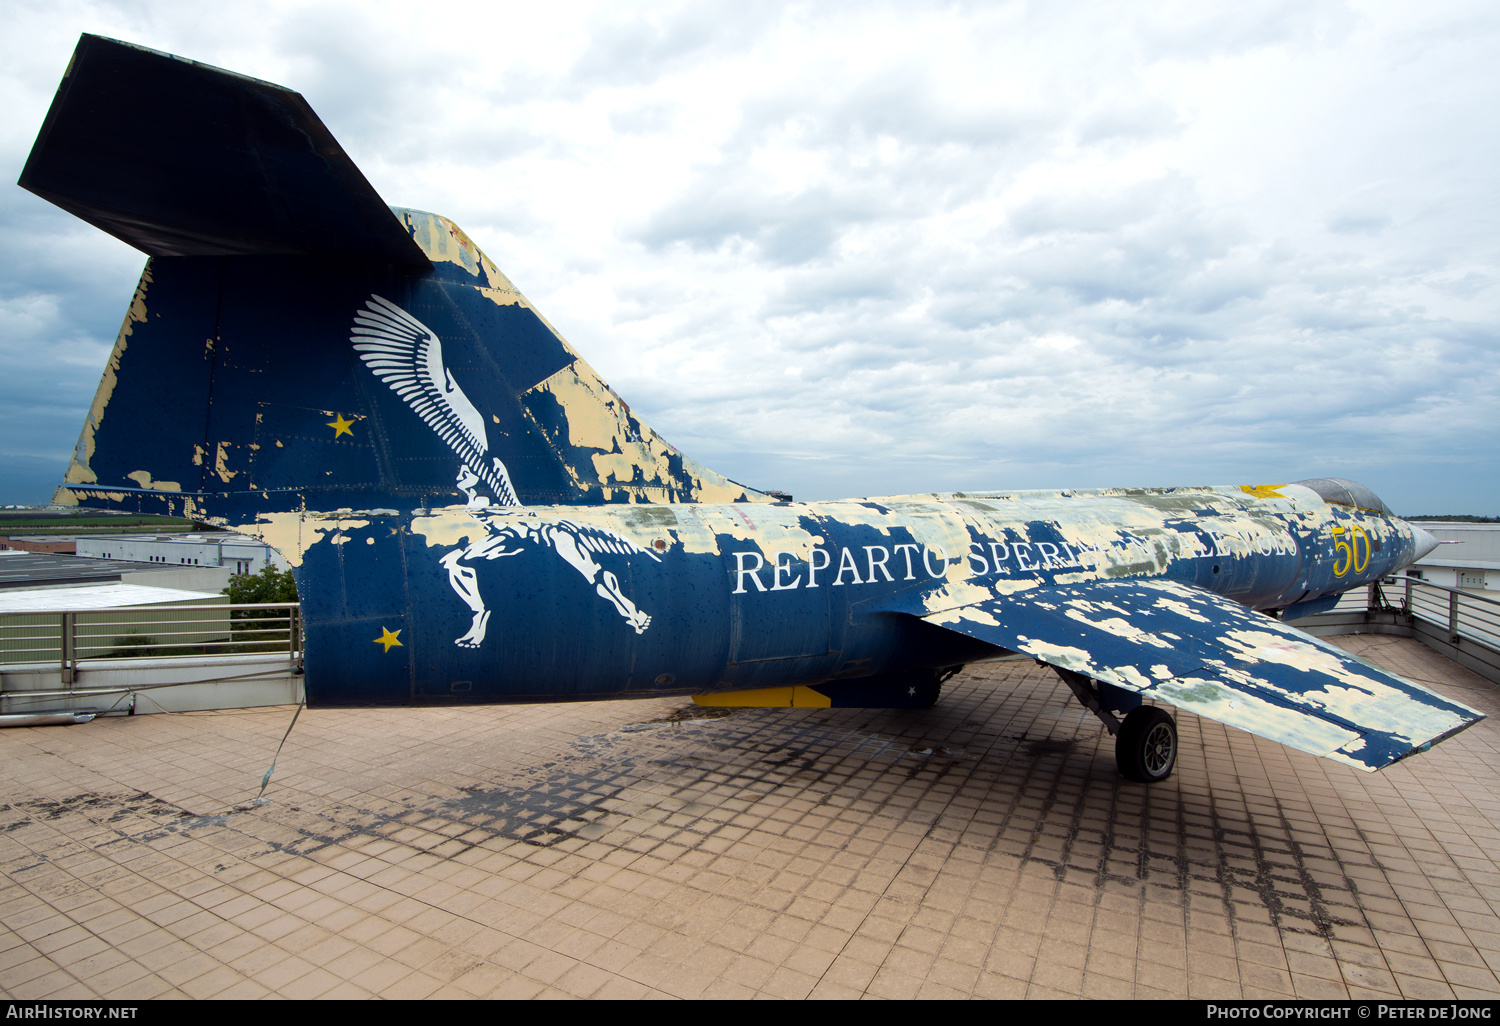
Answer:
328, 413, 356, 438
374, 627, 402, 652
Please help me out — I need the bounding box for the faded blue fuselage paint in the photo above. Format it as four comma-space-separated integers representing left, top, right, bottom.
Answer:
277, 484, 1421, 704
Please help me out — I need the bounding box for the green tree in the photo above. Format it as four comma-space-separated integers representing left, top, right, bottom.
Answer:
223, 565, 299, 652
223, 565, 299, 604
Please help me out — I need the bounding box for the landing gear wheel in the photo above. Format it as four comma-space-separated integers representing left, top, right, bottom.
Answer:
1115, 706, 1177, 783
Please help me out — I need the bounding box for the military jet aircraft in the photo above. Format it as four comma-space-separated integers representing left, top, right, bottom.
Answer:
21, 35, 1483, 783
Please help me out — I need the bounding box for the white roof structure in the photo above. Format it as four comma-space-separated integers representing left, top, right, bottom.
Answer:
0, 583, 223, 613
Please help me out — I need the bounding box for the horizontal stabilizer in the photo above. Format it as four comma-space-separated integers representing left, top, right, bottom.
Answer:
923, 580, 1484, 771
20, 34, 429, 267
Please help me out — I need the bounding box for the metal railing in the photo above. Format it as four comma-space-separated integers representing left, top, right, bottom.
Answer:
0, 602, 300, 683
1378, 576, 1500, 652
4, 581, 1493, 694
1301, 577, 1500, 685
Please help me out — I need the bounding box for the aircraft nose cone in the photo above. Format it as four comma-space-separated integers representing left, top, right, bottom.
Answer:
1411, 526, 1440, 562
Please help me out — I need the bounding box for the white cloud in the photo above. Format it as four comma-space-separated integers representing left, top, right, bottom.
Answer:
2, 0, 1497, 513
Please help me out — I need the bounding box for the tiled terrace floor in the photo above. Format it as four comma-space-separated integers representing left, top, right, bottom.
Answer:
0, 634, 1496, 1000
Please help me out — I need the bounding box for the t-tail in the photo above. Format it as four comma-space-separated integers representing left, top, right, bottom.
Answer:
26, 34, 768, 534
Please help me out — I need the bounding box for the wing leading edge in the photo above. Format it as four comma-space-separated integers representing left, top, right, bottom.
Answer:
922, 580, 1483, 772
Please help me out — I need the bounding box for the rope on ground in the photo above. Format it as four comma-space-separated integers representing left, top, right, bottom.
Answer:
258, 700, 305, 800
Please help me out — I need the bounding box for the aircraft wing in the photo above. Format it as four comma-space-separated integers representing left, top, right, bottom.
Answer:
922, 579, 1484, 772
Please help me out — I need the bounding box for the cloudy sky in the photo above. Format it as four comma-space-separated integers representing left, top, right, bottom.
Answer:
2, 0, 1496, 513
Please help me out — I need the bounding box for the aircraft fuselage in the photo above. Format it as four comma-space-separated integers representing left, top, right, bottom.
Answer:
286, 484, 1422, 707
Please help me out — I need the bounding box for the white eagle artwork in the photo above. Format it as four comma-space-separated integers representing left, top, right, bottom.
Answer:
349, 295, 660, 647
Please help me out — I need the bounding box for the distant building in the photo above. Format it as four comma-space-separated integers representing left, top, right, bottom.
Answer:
73, 533, 288, 576
0, 535, 78, 554
1406, 522, 1499, 592
0, 550, 231, 666
0, 549, 234, 594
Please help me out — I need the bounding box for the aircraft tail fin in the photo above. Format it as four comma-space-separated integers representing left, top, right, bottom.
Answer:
30, 36, 766, 525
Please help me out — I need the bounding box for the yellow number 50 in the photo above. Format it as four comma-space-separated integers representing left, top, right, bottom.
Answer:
1331, 524, 1371, 577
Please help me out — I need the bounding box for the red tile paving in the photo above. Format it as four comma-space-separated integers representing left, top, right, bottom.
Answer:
0, 634, 1495, 998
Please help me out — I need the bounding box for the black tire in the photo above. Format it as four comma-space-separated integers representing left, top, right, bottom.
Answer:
1115, 706, 1177, 783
